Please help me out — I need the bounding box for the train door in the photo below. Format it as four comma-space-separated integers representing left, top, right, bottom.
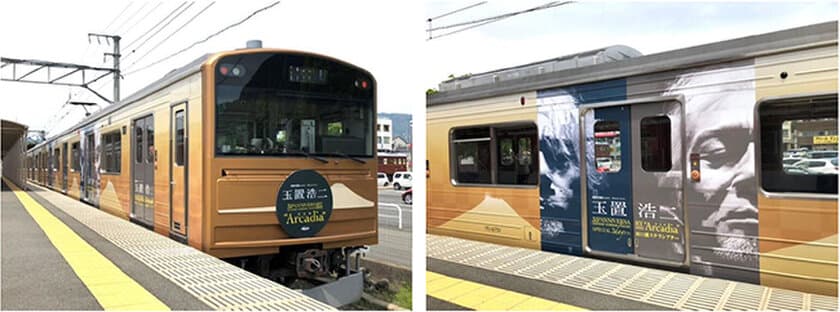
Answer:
82, 132, 97, 204
169, 103, 188, 239
132, 115, 155, 227
62, 142, 68, 192
584, 100, 686, 265
584, 105, 634, 255
630, 101, 685, 264
47, 148, 54, 187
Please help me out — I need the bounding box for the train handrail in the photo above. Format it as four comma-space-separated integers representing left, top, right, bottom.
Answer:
378, 203, 403, 229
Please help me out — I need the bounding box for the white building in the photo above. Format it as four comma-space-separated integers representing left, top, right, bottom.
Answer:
377, 118, 393, 151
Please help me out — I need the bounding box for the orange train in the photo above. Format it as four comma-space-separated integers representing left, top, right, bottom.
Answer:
26, 42, 378, 302
427, 22, 838, 296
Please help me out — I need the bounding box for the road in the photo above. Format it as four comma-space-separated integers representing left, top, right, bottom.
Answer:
365, 187, 412, 268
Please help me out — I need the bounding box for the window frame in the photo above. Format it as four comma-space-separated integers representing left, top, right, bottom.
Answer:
639, 115, 672, 172
101, 130, 122, 174
71, 141, 81, 171
449, 121, 539, 188
756, 92, 838, 199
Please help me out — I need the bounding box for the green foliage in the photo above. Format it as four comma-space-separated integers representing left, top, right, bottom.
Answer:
393, 282, 412, 309
426, 88, 438, 95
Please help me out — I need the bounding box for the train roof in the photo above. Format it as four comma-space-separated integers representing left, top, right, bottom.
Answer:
428, 21, 838, 106
437, 45, 642, 92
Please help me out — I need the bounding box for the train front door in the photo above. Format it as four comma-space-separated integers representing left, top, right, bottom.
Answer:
583, 100, 686, 264
169, 103, 187, 239
132, 115, 155, 227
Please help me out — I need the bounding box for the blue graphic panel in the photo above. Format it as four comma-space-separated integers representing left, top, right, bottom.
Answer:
538, 79, 626, 255
587, 106, 634, 254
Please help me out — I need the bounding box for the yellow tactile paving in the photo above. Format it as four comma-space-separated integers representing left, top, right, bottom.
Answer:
426, 271, 586, 311
4, 178, 169, 311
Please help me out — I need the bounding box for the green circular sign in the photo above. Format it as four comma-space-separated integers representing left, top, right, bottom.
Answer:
275, 170, 333, 237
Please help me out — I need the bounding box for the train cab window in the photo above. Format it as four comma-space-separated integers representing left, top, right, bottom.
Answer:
594, 121, 621, 173
451, 123, 538, 186
71, 142, 80, 171
175, 110, 185, 166
759, 93, 837, 194
102, 131, 121, 173
640, 116, 672, 172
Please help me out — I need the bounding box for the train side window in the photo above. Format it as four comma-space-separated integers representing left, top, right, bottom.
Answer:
640, 116, 671, 172
452, 127, 492, 184
102, 131, 121, 173
71, 142, 80, 171
175, 110, 185, 166
594, 121, 622, 173
53, 148, 60, 171
496, 125, 538, 185
451, 123, 538, 186
759, 93, 837, 194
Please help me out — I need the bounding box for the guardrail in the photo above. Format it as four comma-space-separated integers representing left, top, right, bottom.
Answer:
378, 203, 403, 229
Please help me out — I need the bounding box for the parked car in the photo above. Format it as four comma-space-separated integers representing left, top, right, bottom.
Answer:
392, 171, 413, 190
402, 189, 412, 205
377, 172, 390, 187
806, 150, 838, 159
792, 158, 838, 175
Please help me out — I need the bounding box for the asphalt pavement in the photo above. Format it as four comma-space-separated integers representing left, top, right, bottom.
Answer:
365, 187, 412, 268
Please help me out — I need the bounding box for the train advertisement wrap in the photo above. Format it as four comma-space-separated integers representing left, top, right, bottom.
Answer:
276, 169, 333, 238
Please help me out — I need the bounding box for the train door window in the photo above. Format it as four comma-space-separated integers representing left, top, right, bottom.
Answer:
594, 121, 622, 173
71, 142, 80, 171
53, 148, 60, 171
102, 131, 121, 173
452, 127, 491, 184
759, 93, 837, 194
175, 110, 185, 166
640, 116, 671, 172
147, 122, 155, 163
135, 124, 143, 163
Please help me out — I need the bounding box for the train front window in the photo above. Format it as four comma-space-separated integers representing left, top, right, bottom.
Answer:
214, 53, 374, 157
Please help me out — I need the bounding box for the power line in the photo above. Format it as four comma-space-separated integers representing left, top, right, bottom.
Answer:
428, 1, 575, 40
125, 1, 281, 76
120, 2, 164, 39
428, 1, 486, 21
111, 2, 150, 35
123, 2, 195, 61
129, 2, 216, 68
101, 2, 133, 33
123, 2, 188, 51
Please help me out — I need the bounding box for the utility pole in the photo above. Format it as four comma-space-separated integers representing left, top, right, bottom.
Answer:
88, 33, 121, 103
0, 33, 122, 104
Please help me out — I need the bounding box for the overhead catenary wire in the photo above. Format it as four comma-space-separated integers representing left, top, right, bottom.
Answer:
428, 1, 575, 40
125, 1, 281, 76
129, 2, 216, 68
123, 2, 188, 51
101, 2, 133, 34
111, 2, 150, 35
119, 2, 165, 40
123, 2, 195, 61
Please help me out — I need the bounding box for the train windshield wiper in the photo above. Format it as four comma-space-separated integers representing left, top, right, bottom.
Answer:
286, 150, 328, 164
326, 152, 366, 164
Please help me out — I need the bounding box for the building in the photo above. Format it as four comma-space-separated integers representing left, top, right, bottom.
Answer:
377, 151, 408, 178
393, 136, 409, 152
785, 118, 838, 152
377, 118, 392, 151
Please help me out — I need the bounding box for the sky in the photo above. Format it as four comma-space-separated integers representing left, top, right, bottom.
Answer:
424, 1, 838, 88
0, 1, 837, 138
0, 0, 426, 137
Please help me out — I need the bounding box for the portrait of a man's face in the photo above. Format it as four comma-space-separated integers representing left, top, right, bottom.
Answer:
666, 64, 759, 280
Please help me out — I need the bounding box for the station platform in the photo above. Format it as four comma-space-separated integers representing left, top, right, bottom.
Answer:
1, 179, 334, 311
427, 234, 839, 311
